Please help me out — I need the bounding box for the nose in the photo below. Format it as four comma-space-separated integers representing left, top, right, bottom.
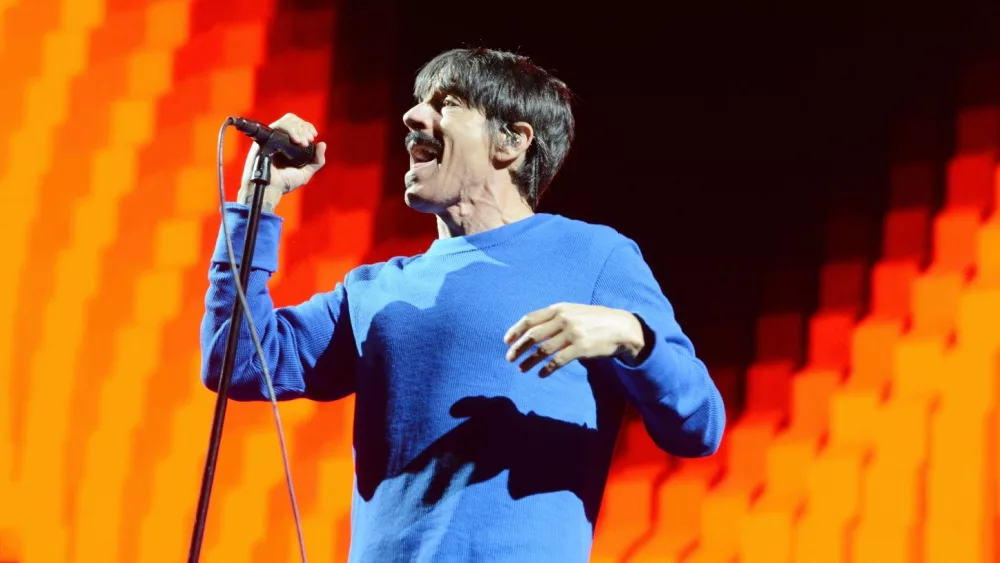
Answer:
403, 102, 435, 132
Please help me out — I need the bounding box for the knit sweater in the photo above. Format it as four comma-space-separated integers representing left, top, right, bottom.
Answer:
200, 203, 725, 562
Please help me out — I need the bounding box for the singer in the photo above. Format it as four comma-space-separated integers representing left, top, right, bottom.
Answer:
201, 48, 725, 562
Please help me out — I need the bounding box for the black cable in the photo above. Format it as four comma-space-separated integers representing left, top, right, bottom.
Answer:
214, 118, 308, 562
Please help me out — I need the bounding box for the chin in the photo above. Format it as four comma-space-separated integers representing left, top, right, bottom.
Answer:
403, 182, 441, 213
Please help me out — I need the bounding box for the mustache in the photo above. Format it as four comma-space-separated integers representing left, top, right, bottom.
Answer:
405, 130, 444, 153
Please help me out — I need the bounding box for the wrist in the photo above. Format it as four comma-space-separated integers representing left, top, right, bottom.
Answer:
616, 312, 649, 366
237, 184, 284, 213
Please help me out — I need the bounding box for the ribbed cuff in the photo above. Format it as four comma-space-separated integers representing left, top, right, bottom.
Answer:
211, 202, 283, 273
611, 324, 679, 404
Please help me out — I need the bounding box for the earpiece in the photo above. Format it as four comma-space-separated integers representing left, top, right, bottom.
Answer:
501, 124, 519, 147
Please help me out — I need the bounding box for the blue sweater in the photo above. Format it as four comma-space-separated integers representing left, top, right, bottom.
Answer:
201, 204, 725, 562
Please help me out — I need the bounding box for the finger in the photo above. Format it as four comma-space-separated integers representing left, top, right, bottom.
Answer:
539, 345, 580, 378
506, 319, 562, 362
294, 142, 327, 186
300, 124, 316, 146
269, 113, 293, 128
313, 141, 327, 168
297, 126, 312, 147
517, 333, 571, 373
270, 114, 312, 146
504, 306, 560, 344
301, 120, 317, 145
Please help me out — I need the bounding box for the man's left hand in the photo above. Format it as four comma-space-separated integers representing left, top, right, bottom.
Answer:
503, 303, 647, 377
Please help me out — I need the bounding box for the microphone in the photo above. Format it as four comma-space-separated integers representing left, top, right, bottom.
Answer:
232, 117, 316, 168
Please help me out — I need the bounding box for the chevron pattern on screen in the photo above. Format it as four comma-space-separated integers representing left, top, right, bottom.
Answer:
3, 1, 1000, 561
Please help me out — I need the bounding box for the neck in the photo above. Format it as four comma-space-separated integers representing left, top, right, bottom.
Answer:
435, 181, 534, 238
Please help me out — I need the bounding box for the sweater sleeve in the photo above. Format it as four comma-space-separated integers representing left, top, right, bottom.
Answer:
199, 203, 357, 402
590, 239, 725, 457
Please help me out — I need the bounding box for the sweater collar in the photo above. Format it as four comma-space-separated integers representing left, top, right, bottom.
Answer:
425, 213, 555, 256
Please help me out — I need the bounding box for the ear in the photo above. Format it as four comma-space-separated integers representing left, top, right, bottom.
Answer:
493, 121, 534, 165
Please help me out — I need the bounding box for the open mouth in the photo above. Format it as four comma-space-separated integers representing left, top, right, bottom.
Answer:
411, 143, 438, 161
408, 143, 441, 171
406, 131, 444, 172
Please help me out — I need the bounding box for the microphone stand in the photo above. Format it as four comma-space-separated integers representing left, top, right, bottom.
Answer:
187, 146, 274, 563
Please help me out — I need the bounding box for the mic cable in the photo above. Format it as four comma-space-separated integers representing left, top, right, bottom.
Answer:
205, 117, 308, 562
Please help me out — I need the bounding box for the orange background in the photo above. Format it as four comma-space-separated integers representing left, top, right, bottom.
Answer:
3, 1, 1000, 562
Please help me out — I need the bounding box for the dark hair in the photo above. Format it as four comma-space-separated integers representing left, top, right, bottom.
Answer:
414, 48, 576, 209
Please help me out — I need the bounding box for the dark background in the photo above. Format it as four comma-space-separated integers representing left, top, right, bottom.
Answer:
301, 1, 1000, 413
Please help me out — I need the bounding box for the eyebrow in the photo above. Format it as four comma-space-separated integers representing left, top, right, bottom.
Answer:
418, 88, 465, 108
416, 86, 440, 103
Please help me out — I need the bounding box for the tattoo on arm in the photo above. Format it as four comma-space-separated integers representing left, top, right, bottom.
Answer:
238, 186, 281, 214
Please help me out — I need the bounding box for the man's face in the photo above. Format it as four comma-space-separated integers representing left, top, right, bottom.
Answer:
402, 87, 496, 212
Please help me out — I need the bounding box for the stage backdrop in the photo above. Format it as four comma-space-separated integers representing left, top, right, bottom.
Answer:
4, 1, 1000, 562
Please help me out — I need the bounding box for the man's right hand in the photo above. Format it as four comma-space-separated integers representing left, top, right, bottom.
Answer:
237, 113, 328, 213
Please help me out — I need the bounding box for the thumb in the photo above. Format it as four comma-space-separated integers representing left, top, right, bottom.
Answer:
293, 141, 327, 186
308, 141, 327, 174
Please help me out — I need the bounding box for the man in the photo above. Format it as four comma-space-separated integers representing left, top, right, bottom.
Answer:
201, 47, 725, 562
